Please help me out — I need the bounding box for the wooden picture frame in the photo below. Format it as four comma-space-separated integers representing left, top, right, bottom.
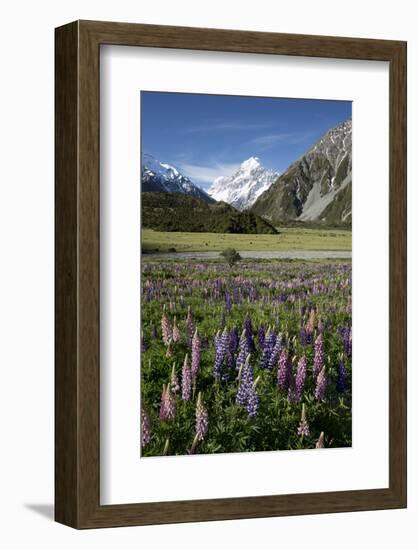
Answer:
55, 20, 407, 528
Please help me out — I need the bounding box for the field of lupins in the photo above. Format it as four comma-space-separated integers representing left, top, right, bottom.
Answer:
141, 258, 352, 456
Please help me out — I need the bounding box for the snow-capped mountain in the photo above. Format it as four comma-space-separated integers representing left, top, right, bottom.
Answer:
252, 119, 352, 226
207, 157, 279, 211
141, 153, 214, 203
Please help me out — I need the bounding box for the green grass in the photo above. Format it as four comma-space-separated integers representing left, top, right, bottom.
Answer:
142, 227, 352, 253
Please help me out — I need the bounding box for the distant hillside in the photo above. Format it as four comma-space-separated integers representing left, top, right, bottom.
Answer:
142, 192, 278, 234
252, 120, 352, 227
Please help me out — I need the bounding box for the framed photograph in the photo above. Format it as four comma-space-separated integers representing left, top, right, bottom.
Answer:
55, 20, 407, 528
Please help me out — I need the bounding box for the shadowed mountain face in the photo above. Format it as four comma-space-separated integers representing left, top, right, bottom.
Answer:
141, 153, 214, 204
252, 120, 352, 227
142, 192, 278, 234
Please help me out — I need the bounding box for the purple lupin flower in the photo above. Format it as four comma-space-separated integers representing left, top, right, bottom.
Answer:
224, 291, 232, 312
229, 327, 239, 355
294, 355, 307, 402
186, 306, 195, 346
244, 313, 254, 351
297, 404, 310, 437
257, 325, 266, 351
172, 316, 181, 343
235, 329, 249, 372
213, 329, 226, 379
236, 355, 259, 417
181, 354, 192, 401
191, 328, 201, 380
300, 326, 312, 346
268, 333, 283, 370
159, 384, 176, 421
141, 408, 151, 448
342, 326, 352, 358
170, 363, 180, 394
313, 333, 324, 378
277, 349, 291, 390
336, 357, 347, 394
195, 392, 208, 441
161, 308, 173, 346
316, 431, 325, 448
260, 327, 277, 369
314, 366, 328, 401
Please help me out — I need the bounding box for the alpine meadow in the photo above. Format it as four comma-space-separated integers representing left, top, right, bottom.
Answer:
140, 92, 352, 457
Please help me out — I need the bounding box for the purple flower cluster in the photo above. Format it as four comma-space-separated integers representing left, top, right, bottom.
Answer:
336, 358, 347, 393
277, 349, 291, 390
268, 333, 283, 370
257, 325, 266, 351
213, 328, 233, 379
342, 326, 352, 358
244, 314, 255, 352
314, 333, 325, 378
315, 367, 328, 401
294, 355, 307, 402
260, 327, 277, 369
236, 329, 250, 372
236, 355, 259, 417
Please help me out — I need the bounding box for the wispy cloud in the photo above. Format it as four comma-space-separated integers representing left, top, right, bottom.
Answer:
250, 131, 317, 150
179, 162, 240, 186
183, 121, 272, 134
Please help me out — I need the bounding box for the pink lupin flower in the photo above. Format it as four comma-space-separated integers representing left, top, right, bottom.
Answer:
316, 432, 325, 448
314, 366, 328, 401
172, 316, 181, 343
141, 408, 151, 448
195, 392, 208, 441
181, 354, 192, 401
191, 328, 201, 381
186, 306, 195, 346
165, 338, 173, 358
313, 333, 324, 378
297, 404, 310, 437
159, 383, 176, 421
161, 307, 173, 346
170, 363, 180, 394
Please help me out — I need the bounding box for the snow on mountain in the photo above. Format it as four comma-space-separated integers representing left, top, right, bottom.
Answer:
207, 157, 279, 210
141, 153, 214, 203
252, 119, 352, 226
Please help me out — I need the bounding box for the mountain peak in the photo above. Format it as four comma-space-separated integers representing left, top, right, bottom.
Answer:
240, 156, 261, 171
141, 153, 214, 203
208, 157, 279, 211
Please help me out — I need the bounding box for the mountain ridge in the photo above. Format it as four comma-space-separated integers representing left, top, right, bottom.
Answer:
208, 157, 279, 211
252, 119, 352, 227
141, 153, 214, 203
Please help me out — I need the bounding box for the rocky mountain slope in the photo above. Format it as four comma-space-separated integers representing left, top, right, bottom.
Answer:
141, 153, 214, 203
252, 120, 352, 226
208, 157, 278, 210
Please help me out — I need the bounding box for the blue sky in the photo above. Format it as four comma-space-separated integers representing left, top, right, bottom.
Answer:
141, 91, 351, 190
